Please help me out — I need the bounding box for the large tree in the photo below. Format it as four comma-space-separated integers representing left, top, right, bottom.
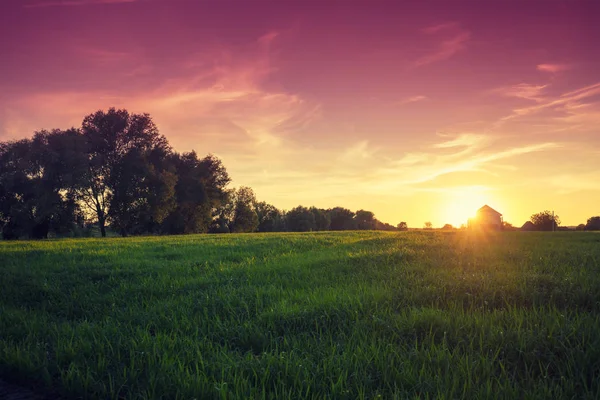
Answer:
162, 152, 230, 235
255, 201, 284, 232
530, 210, 560, 231
354, 209, 376, 230
0, 130, 85, 239
585, 216, 600, 231
229, 187, 259, 233
80, 108, 172, 236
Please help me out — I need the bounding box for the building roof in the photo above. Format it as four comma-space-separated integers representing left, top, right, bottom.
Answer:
521, 221, 535, 231
477, 205, 502, 216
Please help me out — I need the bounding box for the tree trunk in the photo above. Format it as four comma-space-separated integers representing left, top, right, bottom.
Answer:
98, 215, 106, 237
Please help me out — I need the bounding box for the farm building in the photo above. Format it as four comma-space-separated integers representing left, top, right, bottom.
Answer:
521, 221, 535, 231
468, 205, 503, 230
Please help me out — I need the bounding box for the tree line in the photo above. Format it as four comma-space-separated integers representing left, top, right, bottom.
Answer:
0, 108, 407, 240
524, 211, 600, 231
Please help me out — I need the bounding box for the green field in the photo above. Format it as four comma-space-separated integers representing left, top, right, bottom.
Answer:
1, 231, 599, 399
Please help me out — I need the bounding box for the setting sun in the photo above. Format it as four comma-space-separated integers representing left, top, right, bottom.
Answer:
440, 187, 493, 227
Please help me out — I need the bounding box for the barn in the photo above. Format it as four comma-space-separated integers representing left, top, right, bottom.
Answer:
469, 205, 503, 230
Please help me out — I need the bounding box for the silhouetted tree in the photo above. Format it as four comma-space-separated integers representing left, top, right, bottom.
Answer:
530, 211, 560, 231
79, 108, 172, 236
108, 145, 176, 236
354, 209, 376, 230
286, 206, 316, 232
397, 222, 408, 231
441, 224, 454, 230
255, 201, 284, 232
229, 187, 258, 233
329, 207, 356, 230
424, 221, 433, 230
0, 131, 84, 239
163, 152, 230, 234
375, 220, 397, 231
585, 216, 600, 231
310, 207, 331, 231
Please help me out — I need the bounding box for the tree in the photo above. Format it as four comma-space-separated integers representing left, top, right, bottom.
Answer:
310, 207, 330, 231
397, 222, 408, 231
108, 145, 177, 236
163, 152, 230, 235
576, 224, 586, 231
0, 131, 85, 239
585, 216, 600, 231
80, 108, 172, 237
329, 207, 356, 230
230, 187, 259, 233
255, 201, 283, 232
375, 220, 397, 231
30, 129, 87, 237
441, 224, 454, 230
286, 206, 316, 232
530, 210, 560, 231
354, 209, 376, 230
423, 221, 433, 230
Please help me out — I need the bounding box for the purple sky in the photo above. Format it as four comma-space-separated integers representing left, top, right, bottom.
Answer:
1, 0, 599, 226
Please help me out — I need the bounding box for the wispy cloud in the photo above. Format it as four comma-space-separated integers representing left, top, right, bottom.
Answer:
413, 23, 470, 67
537, 63, 572, 73
377, 132, 560, 191
433, 133, 491, 149
3, 29, 322, 155
421, 22, 459, 34
397, 95, 428, 105
495, 81, 600, 127
491, 83, 548, 102
25, 0, 136, 7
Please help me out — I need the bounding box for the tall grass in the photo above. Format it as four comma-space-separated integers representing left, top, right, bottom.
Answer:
1, 231, 599, 399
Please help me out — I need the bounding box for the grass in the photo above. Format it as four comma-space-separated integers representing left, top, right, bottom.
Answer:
1, 231, 599, 399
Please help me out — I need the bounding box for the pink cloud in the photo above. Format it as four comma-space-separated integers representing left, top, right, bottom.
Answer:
494, 82, 600, 129
421, 22, 460, 34
413, 23, 470, 67
537, 63, 571, 73
491, 83, 548, 102
397, 95, 428, 105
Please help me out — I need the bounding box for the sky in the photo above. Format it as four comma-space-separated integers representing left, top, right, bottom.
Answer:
1, 0, 599, 228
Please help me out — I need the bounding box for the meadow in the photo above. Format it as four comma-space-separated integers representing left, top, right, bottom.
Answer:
1, 231, 599, 399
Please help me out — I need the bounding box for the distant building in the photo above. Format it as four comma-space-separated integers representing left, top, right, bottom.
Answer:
468, 205, 503, 230
521, 221, 535, 231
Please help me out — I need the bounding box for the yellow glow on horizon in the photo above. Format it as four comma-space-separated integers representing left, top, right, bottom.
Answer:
441, 187, 492, 227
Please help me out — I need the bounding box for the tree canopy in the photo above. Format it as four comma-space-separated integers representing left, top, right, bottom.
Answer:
530, 211, 560, 231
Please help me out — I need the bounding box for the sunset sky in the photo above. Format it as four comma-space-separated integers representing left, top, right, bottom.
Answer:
1, 0, 599, 227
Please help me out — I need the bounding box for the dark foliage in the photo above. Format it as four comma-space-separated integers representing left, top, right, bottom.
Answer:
585, 216, 600, 231
1, 108, 402, 239
530, 211, 560, 231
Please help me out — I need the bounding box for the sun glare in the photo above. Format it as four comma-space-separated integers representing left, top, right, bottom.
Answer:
442, 187, 491, 227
